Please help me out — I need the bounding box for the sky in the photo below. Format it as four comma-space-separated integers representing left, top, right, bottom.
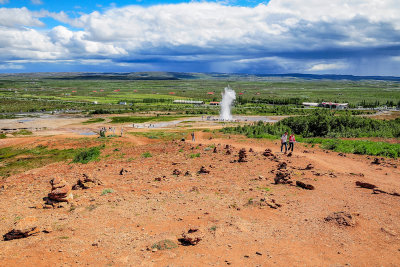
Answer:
0, 0, 400, 76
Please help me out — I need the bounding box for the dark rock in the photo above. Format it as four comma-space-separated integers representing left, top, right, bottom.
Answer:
198, 166, 210, 174
179, 228, 202, 246
296, 181, 315, 190
213, 147, 217, 153
355, 181, 377, 189
119, 168, 128, 175
72, 174, 102, 190
173, 169, 182, 176
277, 162, 287, 170
325, 212, 356, 226
304, 164, 314, 170
372, 158, 381, 165
3, 216, 40, 241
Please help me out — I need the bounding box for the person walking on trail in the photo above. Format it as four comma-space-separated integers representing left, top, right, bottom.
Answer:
191, 132, 195, 142
281, 132, 288, 154
120, 127, 123, 137
288, 133, 295, 152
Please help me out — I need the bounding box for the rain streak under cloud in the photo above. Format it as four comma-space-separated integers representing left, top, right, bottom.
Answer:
0, 0, 400, 76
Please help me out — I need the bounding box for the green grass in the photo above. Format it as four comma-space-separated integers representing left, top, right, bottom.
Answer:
12, 129, 33, 136
189, 153, 201, 158
257, 187, 271, 192
82, 118, 105, 124
141, 152, 152, 158
1, 74, 399, 114
0, 145, 77, 178
130, 130, 186, 140
72, 146, 102, 164
0, 133, 6, 139
302, 138, 400, 158
101, 188, 114, 196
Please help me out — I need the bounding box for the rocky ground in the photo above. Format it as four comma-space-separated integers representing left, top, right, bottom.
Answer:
0, 126, 400, 266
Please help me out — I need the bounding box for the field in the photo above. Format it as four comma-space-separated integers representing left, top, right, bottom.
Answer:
1, 73, 399, 114
0, 72, 400, 266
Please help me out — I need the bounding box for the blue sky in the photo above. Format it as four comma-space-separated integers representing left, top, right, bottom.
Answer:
0, 0, 399, 76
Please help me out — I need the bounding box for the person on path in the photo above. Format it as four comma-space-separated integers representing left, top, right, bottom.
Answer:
191, 132, 195, 142
288, 133, 295, 152
281, 132, 288, 153
120, 127, 123, 137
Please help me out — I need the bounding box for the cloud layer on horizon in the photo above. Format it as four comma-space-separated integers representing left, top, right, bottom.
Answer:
0, 0, 400, 75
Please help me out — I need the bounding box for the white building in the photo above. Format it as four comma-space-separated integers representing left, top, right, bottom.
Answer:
173, 100, 204, 105
302, 102, 319, 107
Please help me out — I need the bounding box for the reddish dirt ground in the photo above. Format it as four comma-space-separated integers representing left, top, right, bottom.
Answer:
1, 126, 400, 266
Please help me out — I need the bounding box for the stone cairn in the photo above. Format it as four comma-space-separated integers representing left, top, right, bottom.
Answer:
263, 149, 273, 157
238, 148, 247, 162
48, 177, 73, 204
274, 171, 292, 184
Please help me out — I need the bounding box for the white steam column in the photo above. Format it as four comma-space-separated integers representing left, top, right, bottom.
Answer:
219, 86, 236, 121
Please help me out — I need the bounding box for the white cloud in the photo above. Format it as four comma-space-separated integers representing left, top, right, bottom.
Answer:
0, 63, 24, 70
31, 0, 43, 5
308, 63, 348, 72
0, 1, 400, 74
0, 7, 44, 27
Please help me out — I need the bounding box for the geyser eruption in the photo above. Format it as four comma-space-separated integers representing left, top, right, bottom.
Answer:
219, 86, 236, 121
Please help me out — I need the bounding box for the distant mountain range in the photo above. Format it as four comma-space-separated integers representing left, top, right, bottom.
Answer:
1, 72, 400, 82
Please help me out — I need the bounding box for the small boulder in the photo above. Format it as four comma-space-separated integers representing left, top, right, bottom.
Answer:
277, 162, 287, 170
372, 158, 382, 165
325, 211, 356, 227
179, 228, 202, 246
198, 166, 210, 174
296, 181, 315, 190
304, 164, 314, 170
3, 216, 40, 241
355, 181, 377, 189
72, 174, 102, 190
173, 169, 182, 176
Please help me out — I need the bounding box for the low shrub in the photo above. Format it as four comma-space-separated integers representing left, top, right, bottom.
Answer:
73, 146, 101, 164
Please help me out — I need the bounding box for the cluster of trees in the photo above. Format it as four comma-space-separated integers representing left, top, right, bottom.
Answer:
222, 111, 400, 138
236, 96, 302, 105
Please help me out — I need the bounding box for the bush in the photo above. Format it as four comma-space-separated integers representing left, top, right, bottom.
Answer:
101, 188, 114, 195
73, 146, 101, 164
222, 111, 400, 139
